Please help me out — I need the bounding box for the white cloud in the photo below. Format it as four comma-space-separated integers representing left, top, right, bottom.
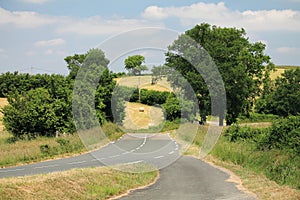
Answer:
0, 7, 56, 28
34, 38, 65, 47
277, 47, 300, 54
56, 16, 164, 35
0, 48, 5, 54
142, 2, 300, 32
19, 0, 50, 4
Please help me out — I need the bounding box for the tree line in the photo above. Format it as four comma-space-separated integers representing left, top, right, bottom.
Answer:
1, 23, 299, 140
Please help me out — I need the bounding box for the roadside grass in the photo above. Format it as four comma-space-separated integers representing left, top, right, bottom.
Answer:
0, 163, 158, 200
169, 122, 300, 199
0, 122, 123, 168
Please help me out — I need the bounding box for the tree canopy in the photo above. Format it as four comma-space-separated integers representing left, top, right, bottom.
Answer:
165, 23, 274, 125
124, 55, 148, 75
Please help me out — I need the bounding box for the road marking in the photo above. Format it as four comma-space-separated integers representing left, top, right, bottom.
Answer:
109, 155, 120, 158
169, 151, 175, 155
34, 164, 59, 169
123, 160, 143, 165
68, 161, 86, 165
0, 168, 25, 173
122, 151, 129, 155
154, 156, 164, 159
175, 148, 179, 150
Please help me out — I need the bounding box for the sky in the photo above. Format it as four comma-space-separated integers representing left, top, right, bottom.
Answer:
0, 0, 300, 74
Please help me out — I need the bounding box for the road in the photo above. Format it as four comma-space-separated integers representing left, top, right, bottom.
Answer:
0, 133, 256, 199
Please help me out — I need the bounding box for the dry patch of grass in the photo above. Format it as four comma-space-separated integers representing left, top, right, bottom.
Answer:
0, 164, 158, 200
205, 156, 300, 200
270, 68, 285, 80
0, 98, 8, 131
122, 102, 164, 130
115, 76, 172, 92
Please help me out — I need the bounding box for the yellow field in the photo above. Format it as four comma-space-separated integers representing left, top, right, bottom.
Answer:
115, 76, 172, 92
0, 98, 8, 131
122, 102, 164, 130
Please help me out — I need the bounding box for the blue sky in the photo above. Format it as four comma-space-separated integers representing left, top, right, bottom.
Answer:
0, 0, 300, 74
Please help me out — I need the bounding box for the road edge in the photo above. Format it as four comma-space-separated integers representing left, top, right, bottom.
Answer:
108, 169, 160, 200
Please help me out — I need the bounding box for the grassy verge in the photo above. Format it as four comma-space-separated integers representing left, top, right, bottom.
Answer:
0, 163, 158, 200
0, 122, 123, 168
169, 122, 300, 199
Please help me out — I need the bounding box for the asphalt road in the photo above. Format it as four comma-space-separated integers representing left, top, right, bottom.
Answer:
0, 133, 256, 199
0, 133, 180, 178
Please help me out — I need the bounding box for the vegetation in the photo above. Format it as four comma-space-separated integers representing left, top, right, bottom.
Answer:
256, 68, 300, 117
165, 23, 274, 125
124, 55, 148, 75
0, 163, 158, 200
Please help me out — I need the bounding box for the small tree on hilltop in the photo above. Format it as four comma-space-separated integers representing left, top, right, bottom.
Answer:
124, 55, 148, 75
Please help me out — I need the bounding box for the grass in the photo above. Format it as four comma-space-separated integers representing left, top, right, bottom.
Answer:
0, 163, 158, 200
122, 102, 164, 131
168, 122, 300, 199
0, 123, 124, 168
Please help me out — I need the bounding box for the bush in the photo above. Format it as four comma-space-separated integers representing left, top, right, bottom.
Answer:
2, 88, 75, 138
224, 124, 269, 142
140, 89, 170, 105
260, 116, 300, 154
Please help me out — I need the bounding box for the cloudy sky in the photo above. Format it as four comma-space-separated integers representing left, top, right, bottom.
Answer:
0, 0, 300, 74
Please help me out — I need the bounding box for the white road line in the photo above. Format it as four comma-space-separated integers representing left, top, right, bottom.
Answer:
175, 148, 179, 150
136, 147, 140, 150
0, 168, 25, 173
34, 164, 59, 169
154, 155, 164, 159
169, 151, 175, 155
68, 161, 86, 165
122, 151, 129, 155
123, 160, 143, 165
109, 155, 120, 158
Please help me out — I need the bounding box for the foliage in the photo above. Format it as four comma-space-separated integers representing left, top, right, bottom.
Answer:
151, 65, 170, 84
165, 23, 274, 125
237, 113, 279, 123
256, 68, 300, 116
68, 49, 116, 129
140, 89, 170, 105
124, 55, 148, 75
162, 94, 196, 121
0, 72, 71, 98
2, 87, 75, 138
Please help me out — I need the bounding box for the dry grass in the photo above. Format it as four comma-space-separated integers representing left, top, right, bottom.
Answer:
0, 98, 8, 131
122, 102, 164, 130
0, 132, 84, 167
270, 68, 285, 80
115, 76, 172, 92
0, 164, 158, 200
205, 156, 300, 200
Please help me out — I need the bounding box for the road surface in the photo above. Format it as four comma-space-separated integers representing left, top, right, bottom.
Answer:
0, 133, 256, 199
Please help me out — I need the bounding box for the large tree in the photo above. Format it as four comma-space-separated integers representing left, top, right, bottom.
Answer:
166, 23, 274, 125
124, 55, 148, 75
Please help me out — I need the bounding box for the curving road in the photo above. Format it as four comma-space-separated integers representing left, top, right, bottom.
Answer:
0, 133, 256, 199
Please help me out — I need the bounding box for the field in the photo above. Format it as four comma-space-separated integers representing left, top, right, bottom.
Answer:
122, 102, 164, 131
115, 76, 172, 92
270, 66, 299, 80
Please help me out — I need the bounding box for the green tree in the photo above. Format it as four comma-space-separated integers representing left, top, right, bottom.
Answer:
256, 68, 300, 116
2, 87, 75, 139
124, 55, 148, 75
166, 23, 274, 125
